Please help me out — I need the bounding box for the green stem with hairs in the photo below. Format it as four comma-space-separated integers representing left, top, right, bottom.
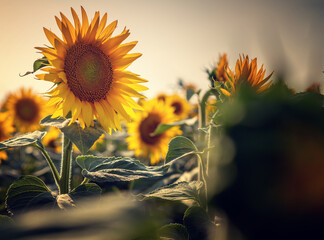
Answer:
197, 153, 208, 211
59, 134, 73, 194
33, 144, 60, 189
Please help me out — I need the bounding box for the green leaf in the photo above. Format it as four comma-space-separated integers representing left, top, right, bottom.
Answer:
165, 136, 198, 163
152, 117, 197, 136
138, 181, 203, 203
186, 88, 196, 101
56, 183, 102, 210
76, 155, 169, 182
0, 131, 46, 151
34, 57, 49, 72
6, 175, 56, 215
41, 115, 105, 154
20, 57, 49, 77
0, 215, 15, 225
159, 223, 189, 240
40, 115, 70, 128
70, 183, 102, 200
183, 206, 214, 240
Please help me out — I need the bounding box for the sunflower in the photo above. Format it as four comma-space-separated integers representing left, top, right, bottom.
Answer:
156, 93, 167, 102
215, 53, 228, 82
0, 112, 15, 163
6, 88, 48, 133
221, 55, 273, 96
43, 127, 62, 153
126, 99, 182, 165
35, 7, 147, 134
165, 94, 191, 120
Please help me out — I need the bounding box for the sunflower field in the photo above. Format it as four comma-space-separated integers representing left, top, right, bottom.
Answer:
1, 6, 324, 240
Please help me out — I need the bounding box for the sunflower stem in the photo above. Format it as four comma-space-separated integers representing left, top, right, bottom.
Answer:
59, 134, 73, 194
198, 89, 214, 130
197, 89, 213, 186
197, 153, 208, 211
33, 144, 60, 190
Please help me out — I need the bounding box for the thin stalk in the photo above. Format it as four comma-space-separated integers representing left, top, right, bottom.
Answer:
80, 177, 90, 185
197, 153, 208, 211
206, 125, 218, 177
205, 95, 221, 178
59, 134, 73, 194
198, 89, 215, 129
197, 89, 214, 187
34, 144, 60, 189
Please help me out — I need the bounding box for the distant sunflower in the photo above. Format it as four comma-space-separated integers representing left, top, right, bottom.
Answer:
43, 127, 62, 153
126, 99, 182, 165
215, 53, 228, 82
221, 55, 273, 96
305, 82, 321, 94
35, 7, 147, 134
165, 94, 191, 120
156, 93, 167, 102
0, 112, 15, 163
6, 88, 48, 133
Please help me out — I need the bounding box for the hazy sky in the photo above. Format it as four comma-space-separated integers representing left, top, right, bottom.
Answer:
1, 0, 323, 102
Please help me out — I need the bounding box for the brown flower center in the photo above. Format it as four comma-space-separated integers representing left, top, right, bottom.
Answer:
48, 139, 58, 149
171, 102, 182, 115
139, 113, 162, 145
15, 98, 39, 122
64, 42, 113, 102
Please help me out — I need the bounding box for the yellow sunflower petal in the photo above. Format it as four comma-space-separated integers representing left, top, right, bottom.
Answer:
98, 20, 118, 41
109, 41, 138, 61
101, 29, 130, 54
81, 6, 89, 36
96, 13, 107, 38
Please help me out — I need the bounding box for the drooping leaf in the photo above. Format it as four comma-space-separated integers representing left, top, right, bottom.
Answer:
152, 117, 197, 136
41, 115, 105, 154
6, 175, 56, 215
159, 223, 189, 240
20, 57, 49, 77
40, 115, 70, 128
76, 155, 169, 182
138, 181, 203, 204
165, 136, 198, 163
0, 131, 46, 151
